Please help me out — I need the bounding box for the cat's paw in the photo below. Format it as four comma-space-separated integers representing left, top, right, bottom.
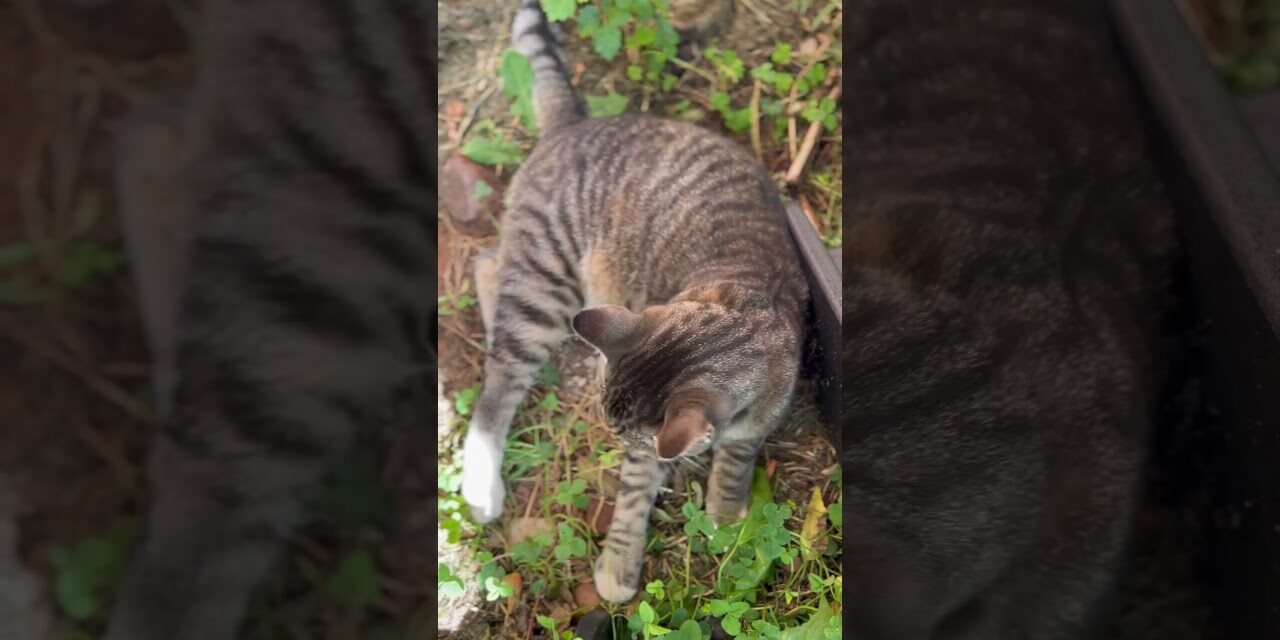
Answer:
461, 434, 506, 524
593, 550, 639, 603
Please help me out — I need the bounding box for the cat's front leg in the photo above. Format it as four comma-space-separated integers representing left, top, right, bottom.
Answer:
705, 437, 762, 525
594, 450, 668, 602
462, 261, 577, 523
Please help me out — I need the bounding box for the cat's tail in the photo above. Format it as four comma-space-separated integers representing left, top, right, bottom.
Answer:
512, 0, 586, 132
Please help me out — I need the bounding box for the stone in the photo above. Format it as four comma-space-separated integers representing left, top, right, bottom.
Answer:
440, 154, 503, 237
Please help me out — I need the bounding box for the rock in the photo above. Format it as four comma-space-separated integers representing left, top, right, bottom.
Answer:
440, 154, 503, 237
574, 581, 602, 610
574, 606, 612, 640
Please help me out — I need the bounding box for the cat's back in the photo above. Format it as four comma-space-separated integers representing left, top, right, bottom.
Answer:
508, 114, 802, 301
517, 113, 773, 207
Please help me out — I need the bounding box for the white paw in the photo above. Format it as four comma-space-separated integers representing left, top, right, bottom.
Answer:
461, 433, 506, 524
593, 550, 639, 603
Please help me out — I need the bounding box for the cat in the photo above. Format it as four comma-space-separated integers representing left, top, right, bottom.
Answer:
843, 1, 1177, 639
459, 0, 809, 603
104, 1, 435, 638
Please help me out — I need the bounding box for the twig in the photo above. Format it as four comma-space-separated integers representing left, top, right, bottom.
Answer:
667, 55, 718, 84
798, 193, 821, 232
788, 34, 834, 104
787, 117, 798, 160
74, 424, 136, 489
785, 78, 842, 184
0, 315, 155, 424
457, 84, 497, 144
749, 79, 763, 163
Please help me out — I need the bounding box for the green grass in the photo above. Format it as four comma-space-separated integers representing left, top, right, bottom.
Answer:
437, 370, 842, 639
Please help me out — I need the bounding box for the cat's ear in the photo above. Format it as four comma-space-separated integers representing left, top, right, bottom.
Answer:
572, 305, 645, 360
655, 403, 712, 461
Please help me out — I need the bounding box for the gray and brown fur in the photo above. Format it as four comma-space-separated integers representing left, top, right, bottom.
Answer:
460, 0, 808, 603
844, 1, 1176, 639
105, 1, 434, 638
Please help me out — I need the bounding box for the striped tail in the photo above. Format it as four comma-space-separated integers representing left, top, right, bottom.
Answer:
512, 0, 586, 132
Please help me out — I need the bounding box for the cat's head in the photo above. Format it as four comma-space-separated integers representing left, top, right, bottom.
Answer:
572, 303, 767, 460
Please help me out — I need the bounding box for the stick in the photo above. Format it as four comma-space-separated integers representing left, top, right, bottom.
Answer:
784, 78, 842, 184
0, 316, 155, 424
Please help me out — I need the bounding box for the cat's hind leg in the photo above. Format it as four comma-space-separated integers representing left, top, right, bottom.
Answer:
472, 246, 501, 345
461, 250, 581, 523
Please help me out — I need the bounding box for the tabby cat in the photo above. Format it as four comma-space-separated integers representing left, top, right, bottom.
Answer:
105, 1, 434, 638
844, 1, 1175, 638
460, 0, 808, 602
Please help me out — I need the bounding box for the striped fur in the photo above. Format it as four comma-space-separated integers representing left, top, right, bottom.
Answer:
105, 1, 434, 638
845, 1, 1175, 638
459, 0, 808, 602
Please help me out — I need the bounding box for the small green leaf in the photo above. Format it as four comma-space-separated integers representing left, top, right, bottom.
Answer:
472, 180, 494, 202
60, 243, 122, 289
538, 614, 559, 631
587, 93, 629, 117
629, 25, 657, 48
0, 282, 52, 306
828, 501, 842, 529
461, 136, 525, 166
454, 387, 478, 416
720, 615, 741, 636
536, 361, 562, 388
645, 622, 672, 636
771, 43, 793, 65
540, 392, 560, 411
0, 243, 36, 269
577, 5, 600, 35
674, 619, 703, 640
52, 533, 130, 621
627, 65, 644, 81
324, 549, 380, 607
639, 600, 656, 623
438, 563, 466, 599
778, 599, 837, 639
541, 0, 576, 21
500, 50, 538, 130
593, 26, 623, 60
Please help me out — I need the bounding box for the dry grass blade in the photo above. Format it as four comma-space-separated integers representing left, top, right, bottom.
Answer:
0, 315, 154, 425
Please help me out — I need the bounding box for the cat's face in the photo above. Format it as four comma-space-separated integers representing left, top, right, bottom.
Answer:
572, 303, 764, 460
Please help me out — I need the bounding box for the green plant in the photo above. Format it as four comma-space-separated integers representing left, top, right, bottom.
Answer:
553, 522, 588, 562
50, 524, 133, 621
438, 563, 466, 599
323, 549, 381, 608
550, 478, 590, 509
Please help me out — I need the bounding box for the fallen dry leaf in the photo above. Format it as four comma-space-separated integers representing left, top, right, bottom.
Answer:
799, 486, 829, 561
507, 516, 555, 546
